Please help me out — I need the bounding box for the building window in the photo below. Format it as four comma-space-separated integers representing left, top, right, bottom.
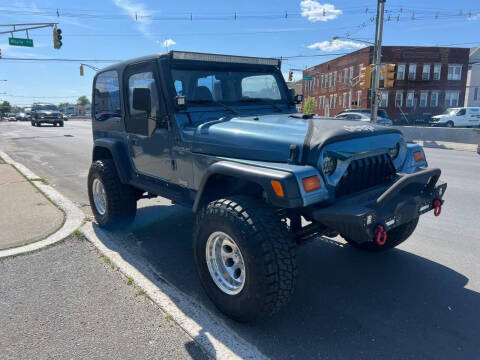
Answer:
358, 64, 363, 77
329, 73, 332, 88
419, 91, 428, 107
343, 92, 347, 107
408, 64, 416, 80
333, 71, 337, 87
395, 91, 403, 107
433, 64, 441, 80
475, 87, 479, 101
349, 67, 354, 82
430, 91, 439, 107
357, 90, 362, 107
447, 64, 462, 80
445, 90, 460, 106
397, 64, 405, 80
339, 72, 343, 84
380, 91, 388, 107
344, 68, 348, 84
333, 93, 337, 108
406, 91, 415, 107
329, 94, 333, 109
319, 75, 323, 88
422, 64, 431, 80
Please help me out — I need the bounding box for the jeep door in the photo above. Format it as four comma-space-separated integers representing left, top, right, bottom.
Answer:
123, 61, 173, 181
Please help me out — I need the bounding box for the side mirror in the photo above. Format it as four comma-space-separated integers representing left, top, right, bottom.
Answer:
132, 88, 151, 113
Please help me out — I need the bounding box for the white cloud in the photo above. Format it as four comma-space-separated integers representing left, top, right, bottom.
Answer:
162, 39, 176, 48
300, 1, 342, 22
112, 0, 153, 37
307, 39, 364, 52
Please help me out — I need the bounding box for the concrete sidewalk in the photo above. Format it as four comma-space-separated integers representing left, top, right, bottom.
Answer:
0, 160, 64, 250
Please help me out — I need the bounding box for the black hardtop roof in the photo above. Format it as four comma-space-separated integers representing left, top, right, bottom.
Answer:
97, 50, 281, 75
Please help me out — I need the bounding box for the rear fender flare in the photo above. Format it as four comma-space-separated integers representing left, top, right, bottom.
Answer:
92, 138, 132, 184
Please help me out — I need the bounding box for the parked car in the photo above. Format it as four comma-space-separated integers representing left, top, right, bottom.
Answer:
337, 108, 390, 120
87, 51, 447, 322
30, 103, 64, 127
7, 113, 17, 121
15, 112, 27, 121
431, 107, 480, 127
334, 111, 393, 126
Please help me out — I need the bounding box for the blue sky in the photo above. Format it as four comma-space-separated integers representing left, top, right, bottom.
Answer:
0, 0, 479, 107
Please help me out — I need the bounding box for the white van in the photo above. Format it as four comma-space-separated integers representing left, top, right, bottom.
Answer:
431, 107, 480, 127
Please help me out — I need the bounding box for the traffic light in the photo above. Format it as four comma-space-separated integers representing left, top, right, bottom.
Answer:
80, 65, 84, 76
53, 27, 62, 49
384, 63, 396, 88
359, 65, 372, 89
288, 70, 293, 82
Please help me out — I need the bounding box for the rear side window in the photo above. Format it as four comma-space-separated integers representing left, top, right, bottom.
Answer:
93, 71, 121, 121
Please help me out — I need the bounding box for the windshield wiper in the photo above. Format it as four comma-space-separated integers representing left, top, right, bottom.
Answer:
239, 98, 283, 112
187, 99, 239, 115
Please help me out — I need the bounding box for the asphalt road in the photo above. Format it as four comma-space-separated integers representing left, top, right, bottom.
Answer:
1, 120, 479, 359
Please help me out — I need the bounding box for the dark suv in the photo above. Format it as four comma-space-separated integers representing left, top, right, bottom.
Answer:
87, 51, 447, 322
31, 103, 64, 127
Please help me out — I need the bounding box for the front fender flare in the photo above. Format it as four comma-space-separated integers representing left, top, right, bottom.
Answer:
193, 161, 303, 212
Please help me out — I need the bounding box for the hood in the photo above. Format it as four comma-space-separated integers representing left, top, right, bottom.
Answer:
188, 114, 402, 165
432, 114, 448, 119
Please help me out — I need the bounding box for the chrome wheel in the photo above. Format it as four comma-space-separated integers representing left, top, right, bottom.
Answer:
206, 231, 246, 295
92, 178, 107, 215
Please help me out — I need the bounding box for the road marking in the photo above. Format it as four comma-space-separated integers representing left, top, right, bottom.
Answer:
0, 151, 84, 258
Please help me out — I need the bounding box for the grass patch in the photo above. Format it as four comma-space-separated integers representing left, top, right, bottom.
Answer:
137, 289, 147, 297
127, 277, 134, 285
73, 229, 85, 240
84, 216, 92, 222
30, 178, 49, 185
165, 314, 173, 322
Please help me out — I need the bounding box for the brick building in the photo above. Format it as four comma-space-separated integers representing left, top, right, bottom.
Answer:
302, 46, 470, 123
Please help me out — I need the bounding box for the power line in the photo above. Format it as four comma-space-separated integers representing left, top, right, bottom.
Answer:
0, 57, 120, 63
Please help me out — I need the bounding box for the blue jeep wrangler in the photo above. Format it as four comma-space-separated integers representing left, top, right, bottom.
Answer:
88, 51, 447, 322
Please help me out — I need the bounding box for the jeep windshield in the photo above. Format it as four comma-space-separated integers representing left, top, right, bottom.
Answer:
171, 68, 289, 107
36, 104, 58, 111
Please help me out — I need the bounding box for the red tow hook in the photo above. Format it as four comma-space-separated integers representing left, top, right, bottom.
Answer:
375, 225, 387, 246
433, 200, 442, 217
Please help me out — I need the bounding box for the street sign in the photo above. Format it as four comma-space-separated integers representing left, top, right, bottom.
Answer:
8, 37, 34, 47
303, 76, 313, 81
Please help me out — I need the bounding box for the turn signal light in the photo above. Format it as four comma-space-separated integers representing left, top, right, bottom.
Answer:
270, 180, 285, 197
302, 175, 321, 193
413, 151, 424, 162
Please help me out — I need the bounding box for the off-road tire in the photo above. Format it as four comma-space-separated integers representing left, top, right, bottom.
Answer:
59, 122, 64, 127
345, 217, 419, 252
193, 196, 297, 322
88, 159, 137, 229
446, 121, 454, 128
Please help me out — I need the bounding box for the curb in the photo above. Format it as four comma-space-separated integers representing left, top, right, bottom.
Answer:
412, 140, 478, 152
0, 151, 85, 258
0, 151, 267, 359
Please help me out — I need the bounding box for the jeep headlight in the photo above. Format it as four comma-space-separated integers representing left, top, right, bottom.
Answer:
322, 155, 337, 175
389, 142, 401, 159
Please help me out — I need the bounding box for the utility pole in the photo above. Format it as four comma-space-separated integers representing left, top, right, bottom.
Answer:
371, 0, 385, 123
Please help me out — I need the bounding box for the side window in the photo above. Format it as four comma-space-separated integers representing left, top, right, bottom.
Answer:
174, 80, 183, 96
126, 71, 163, 134
196, 75, 222, 101
457, 108, 466, 116
94, 71, 121, 121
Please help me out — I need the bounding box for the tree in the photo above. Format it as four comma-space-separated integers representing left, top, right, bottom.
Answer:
303, 96, 315, 115
77, 96, 91, 105
0, 101, 12, 115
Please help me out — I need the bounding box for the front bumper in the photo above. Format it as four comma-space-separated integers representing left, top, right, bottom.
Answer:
303, 168, 447, 244
38, 118, 63, 123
